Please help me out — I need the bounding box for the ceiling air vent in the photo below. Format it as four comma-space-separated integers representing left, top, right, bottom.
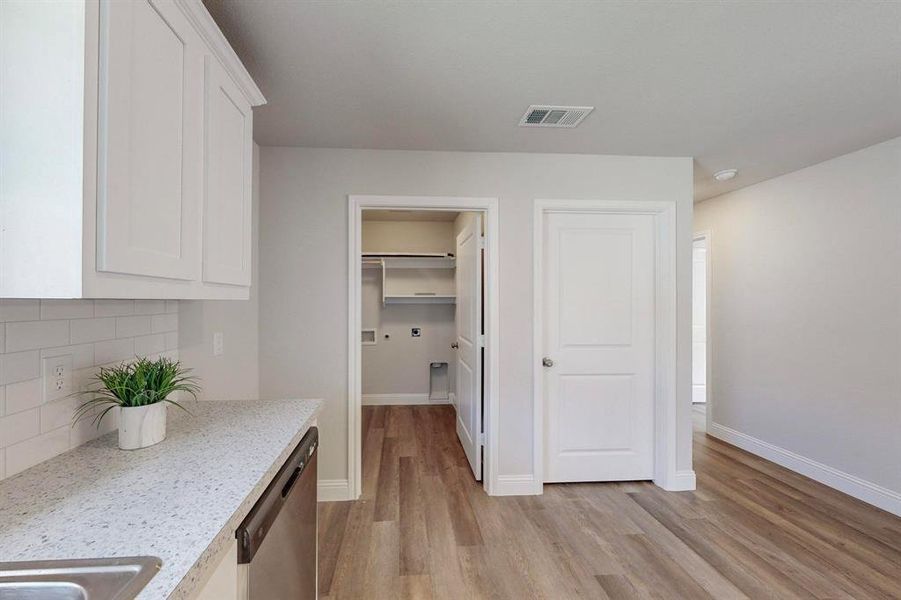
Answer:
519, 105, 594, 128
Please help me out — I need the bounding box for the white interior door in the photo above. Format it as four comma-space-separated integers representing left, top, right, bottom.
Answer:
542, 211, 656, 483
455, 214, 483, 480
692, 238, 708, 403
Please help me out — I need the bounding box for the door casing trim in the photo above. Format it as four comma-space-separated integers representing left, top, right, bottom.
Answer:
693, 230, 712, 434
533, 199, 681, 491
347, 195, 500, 499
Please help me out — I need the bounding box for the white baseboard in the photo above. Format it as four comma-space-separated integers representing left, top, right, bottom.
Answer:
494, 474, 542, 496
708, 422, 901, 517
692, 385, 707, 404
362, 393, 452, 406
317, 479, 351, 502
657, 469, 696, 491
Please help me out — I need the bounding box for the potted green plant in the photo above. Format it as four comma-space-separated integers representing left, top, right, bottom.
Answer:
73, 357, 200, 450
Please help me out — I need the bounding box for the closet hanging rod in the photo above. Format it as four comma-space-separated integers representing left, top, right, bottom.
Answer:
362, 252, 454, 258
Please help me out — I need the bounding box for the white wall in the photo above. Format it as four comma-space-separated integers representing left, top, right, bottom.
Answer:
258, 148, 694, 488
362, 220, 454, 254
695, 136, 901, 513
0, 299, 179, 480
178, 144, 261, 401
361, 278, 456, 397
361, 219, 456, 397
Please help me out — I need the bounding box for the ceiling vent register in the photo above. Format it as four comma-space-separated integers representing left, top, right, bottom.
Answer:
518, 105, 594, 128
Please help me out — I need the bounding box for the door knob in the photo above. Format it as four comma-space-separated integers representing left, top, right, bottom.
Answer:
451, 342, 459, 349
542, 357, 554, 367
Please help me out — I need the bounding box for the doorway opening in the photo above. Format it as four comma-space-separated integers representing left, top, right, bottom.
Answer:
348, 196, 499, 500
692, 233, 710, 432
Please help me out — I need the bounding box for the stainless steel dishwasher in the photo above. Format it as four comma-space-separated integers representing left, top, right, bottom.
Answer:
237, 427, 318, 600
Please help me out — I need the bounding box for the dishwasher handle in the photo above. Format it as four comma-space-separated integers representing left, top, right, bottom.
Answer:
236, 427, 318, 564
282, 466, 302, 498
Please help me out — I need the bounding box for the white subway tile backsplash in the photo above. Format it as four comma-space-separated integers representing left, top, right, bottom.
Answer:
94, 338, 135, 366
40, 299, 94, 320
5, 320, 69, 352
5, 378, 42, 414
70, 406, 117, 449
70, 317, 116, 344
5, 426, 69, 477
70, 415, 101, 448
73, 366, 99, 393
0, 351, 40, 385
41, 397, 78, 433
0, 408, 40, 448
0, 299, 178, 481
135, 300, 166, 315
116, 315, 152, 338
151, 313, 178, 333
0, 300, 40, 322
164, 331, 179, 351
94, 299, 135, 317
41, 344, 94, 370
134, 334, 166, 357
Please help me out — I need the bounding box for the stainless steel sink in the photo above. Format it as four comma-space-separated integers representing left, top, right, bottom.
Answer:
0, 556, 160, 600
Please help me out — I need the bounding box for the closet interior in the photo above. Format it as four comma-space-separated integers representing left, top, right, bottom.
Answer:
360, 207, 487, 482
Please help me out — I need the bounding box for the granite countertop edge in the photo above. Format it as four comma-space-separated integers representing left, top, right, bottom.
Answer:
167, 400, 322, 600
0, 398, 323, 600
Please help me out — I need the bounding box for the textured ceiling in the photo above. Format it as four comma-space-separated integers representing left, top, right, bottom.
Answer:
204, 1, 901, 201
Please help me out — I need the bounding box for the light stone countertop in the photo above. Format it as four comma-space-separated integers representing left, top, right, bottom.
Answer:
0, 398, 322, 600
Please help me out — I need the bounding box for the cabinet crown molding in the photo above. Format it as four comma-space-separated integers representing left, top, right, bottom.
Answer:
175, 0, 266, 107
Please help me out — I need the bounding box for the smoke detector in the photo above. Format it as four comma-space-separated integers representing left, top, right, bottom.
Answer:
713, 168, 739, 182
519, 105, 594, 128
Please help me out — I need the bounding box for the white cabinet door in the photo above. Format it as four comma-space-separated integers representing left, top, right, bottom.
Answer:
97, 0, 203, 281
202, 56, 253, 286
542, 211, 656, 483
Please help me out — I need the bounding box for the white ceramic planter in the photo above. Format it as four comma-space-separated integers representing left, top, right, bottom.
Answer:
118, 403, 167, 450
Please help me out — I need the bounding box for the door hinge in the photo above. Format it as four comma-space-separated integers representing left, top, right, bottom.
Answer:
478, 432, 486, 446
478, 334, 486, 347
479, 235, 486, 249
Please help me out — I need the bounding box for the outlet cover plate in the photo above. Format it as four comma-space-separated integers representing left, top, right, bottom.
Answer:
43, 354, 73, 402
213, 332, 224, 356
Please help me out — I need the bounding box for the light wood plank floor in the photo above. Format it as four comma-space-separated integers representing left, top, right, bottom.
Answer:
319, 405, 901, 599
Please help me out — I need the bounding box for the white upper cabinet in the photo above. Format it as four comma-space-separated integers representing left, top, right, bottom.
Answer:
0, 0, 265, 299
203, 56, 253, 286
98, 0, 203, 281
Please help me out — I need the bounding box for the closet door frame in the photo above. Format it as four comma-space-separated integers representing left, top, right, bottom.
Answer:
346, 195, 501, 501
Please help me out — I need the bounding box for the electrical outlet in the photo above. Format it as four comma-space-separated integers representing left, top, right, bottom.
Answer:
43, 354, 73, 402
213, 332, 224, 357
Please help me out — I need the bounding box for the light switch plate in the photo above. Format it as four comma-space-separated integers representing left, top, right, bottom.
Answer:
43, 354, 73, 402
213, 332, 224, 356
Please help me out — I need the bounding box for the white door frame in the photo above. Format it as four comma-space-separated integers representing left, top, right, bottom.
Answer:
693, 230, 713, 433
533, 199, 680, 490
348, 195, 500, 499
